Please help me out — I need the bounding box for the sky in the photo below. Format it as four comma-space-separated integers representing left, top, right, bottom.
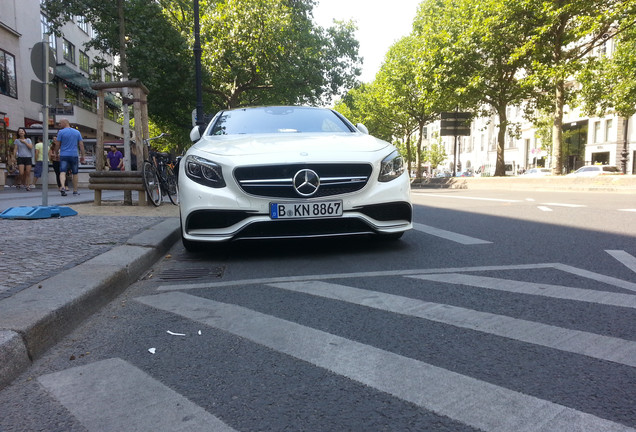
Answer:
312, 0, 423, 83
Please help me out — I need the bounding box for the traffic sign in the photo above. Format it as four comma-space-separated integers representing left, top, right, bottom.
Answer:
30, 42, 56, 82
440, 111, 471, 136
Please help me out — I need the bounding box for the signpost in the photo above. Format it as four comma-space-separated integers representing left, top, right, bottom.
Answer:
31, 41, 56, 205
440, 111, 471, 176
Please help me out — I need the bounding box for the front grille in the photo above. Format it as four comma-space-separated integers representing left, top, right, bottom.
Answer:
234, 163, 373, 198
235, 218, 375, 239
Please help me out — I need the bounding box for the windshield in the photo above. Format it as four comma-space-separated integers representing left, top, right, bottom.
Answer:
208, 106, 355, 135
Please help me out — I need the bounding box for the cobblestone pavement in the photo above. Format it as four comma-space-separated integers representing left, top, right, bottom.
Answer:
0, 197, 178, 300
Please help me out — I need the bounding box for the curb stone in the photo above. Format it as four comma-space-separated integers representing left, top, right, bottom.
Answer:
0, 218, 180, 390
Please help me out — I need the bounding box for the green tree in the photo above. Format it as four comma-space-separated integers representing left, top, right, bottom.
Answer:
523, 0, 635, 174
413, 0, 538, 176
578, 23, 636, 172
375, 35, 444, 178
423, 137, 447, 172
161, 0, 361, 110
42, 0, 195, 151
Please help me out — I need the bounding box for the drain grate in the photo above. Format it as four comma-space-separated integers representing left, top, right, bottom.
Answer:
158, 266, 224, 281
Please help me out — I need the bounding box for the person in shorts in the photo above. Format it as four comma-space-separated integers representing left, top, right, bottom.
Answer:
32, 139, 44, 188
13, 127, 34, 191
54, 119, 85, 196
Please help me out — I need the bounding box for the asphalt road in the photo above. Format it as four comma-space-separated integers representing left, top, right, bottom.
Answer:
1, 189, 635, 432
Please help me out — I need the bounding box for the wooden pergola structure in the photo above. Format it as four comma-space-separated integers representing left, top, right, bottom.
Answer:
91, 79, 150, 170
89, 79, 149, 205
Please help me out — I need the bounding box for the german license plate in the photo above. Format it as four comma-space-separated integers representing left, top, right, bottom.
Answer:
270, 200, 343, 219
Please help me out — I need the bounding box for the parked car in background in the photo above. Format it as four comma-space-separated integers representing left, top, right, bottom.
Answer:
523, 168, 552, 176
455, 171, 473, 177
566, 165, 623, 177
179, 106, 413, 251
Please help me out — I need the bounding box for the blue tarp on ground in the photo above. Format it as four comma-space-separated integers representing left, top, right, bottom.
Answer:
0, 206, 78, 219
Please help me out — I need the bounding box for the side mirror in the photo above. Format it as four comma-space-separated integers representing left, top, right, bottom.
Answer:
356, 123, 369, 135
189, 125, 202, 142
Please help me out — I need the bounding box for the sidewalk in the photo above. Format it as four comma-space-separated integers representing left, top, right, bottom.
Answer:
0, 186, 180, 390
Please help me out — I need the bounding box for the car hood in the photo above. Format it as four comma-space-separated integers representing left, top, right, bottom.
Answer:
191, 133, 391, 158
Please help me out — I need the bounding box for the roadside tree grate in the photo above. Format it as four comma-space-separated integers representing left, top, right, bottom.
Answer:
158, 266, 224, 281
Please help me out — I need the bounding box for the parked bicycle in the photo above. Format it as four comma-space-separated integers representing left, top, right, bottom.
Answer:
141, 133, 179, 206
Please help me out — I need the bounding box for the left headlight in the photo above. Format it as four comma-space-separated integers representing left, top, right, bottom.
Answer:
378, 150, 405, 182
185, 155, 226, 188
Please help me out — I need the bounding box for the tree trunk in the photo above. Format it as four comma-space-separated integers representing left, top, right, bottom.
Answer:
552, 78, 565, 175
494, 107, 507, 176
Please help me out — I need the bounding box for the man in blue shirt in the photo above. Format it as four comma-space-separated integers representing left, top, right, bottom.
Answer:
54, 118, 85, 196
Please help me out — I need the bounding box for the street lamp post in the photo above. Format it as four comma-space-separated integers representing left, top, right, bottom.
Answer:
194, 0, 204, 129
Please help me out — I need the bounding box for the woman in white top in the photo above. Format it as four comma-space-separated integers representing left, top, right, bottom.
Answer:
13, 127, 34, 191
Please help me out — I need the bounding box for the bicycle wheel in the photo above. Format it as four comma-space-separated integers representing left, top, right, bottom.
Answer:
164, 165, 179, 205
142, 160, 162, 206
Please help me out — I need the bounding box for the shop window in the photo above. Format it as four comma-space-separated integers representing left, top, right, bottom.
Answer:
0, 49, 18, 98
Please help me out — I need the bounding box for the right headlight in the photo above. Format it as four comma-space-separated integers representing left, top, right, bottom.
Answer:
378, 150, 405, 182
185, 155, 226, 188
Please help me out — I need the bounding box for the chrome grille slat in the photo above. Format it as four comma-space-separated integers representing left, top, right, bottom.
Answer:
234, 163, 373, 198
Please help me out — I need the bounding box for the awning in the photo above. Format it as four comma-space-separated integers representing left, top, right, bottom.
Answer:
55, 64, 96, 96
55, 64, 121, 109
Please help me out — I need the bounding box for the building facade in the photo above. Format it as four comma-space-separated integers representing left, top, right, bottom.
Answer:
0, 0, 122, 185
426, 37, 635, 176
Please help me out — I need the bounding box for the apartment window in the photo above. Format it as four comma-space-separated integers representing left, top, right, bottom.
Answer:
63, 39, 75, 64
0, 49, 18, 98
76, 16, 89, 33
79, 51, 90, 73
593, 121, 601, 143
40, 14, 57, 50
605, 119, 613, 143
104, 70, 113, 82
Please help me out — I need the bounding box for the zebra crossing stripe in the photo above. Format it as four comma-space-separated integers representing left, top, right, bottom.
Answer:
413, 222, 492, 244
38, 358, 237, 432
268, 281, 636, 367
605, 250, 636, 275
411, 273, 636, 309
135, 292, 636, 432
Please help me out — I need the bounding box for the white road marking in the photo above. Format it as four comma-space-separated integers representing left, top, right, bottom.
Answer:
135, 292, 636, 432
38, 358, 237, 432
540, 203, 586, 208
525, 198, 535, 202
158, 263, 558, 291
537, 206, 553, 212
606, 250, 636, 275
412, 192, 521, 203
618, 209, 636, 212
553, 263, 636, 293
269, 280, 636, 367
411, 273, 636, 309
413, 222, 493, 244
157, 262, 636, 293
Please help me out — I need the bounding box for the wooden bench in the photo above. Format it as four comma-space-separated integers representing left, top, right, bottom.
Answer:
88, 171, 148, 206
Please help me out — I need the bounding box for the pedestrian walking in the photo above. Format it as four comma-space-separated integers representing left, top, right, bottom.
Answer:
54, 119, 85, 196
13, 127, 34, 191
48, 141, 63, 191
32, 138, 44, 188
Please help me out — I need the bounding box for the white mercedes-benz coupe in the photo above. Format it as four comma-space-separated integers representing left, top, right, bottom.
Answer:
179, 106, 412, 251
